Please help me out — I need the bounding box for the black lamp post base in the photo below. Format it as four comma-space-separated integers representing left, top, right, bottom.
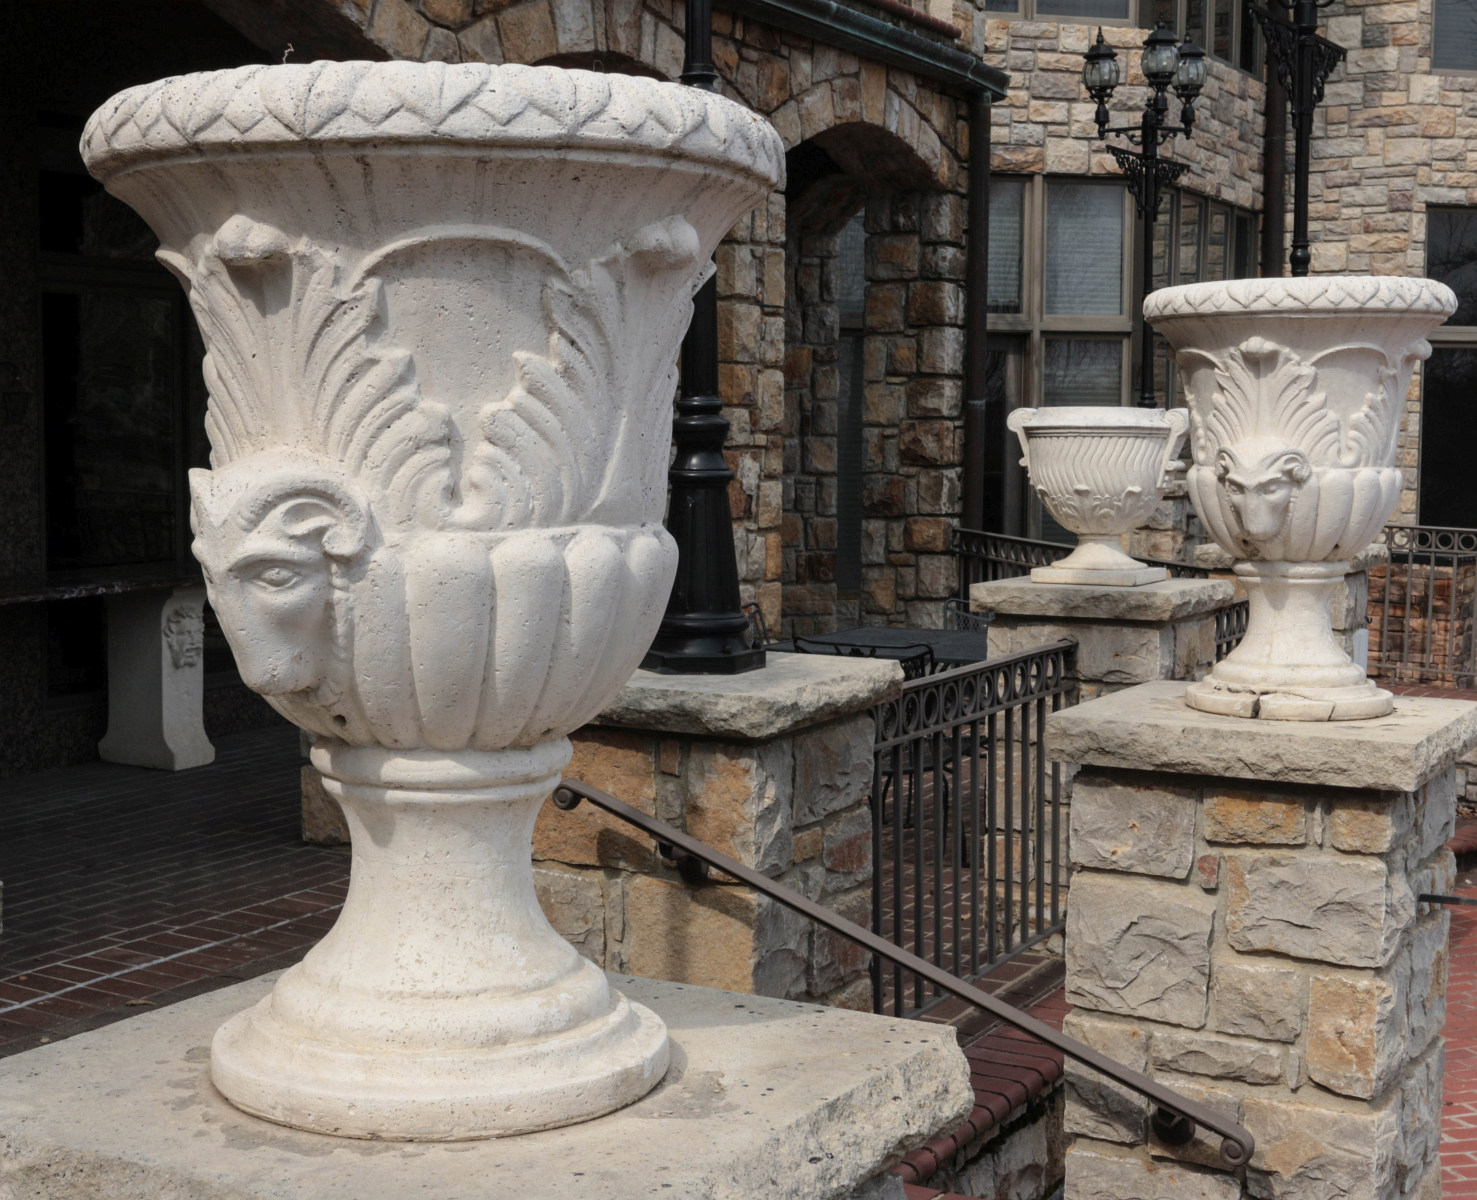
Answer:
641, 638, 767, 675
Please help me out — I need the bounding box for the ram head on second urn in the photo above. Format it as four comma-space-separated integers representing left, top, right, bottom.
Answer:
1213, 438, 1314, 552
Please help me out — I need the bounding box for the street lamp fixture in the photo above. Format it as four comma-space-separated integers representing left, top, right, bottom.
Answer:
1080, 23, 1207, 408
1250, 0, 1346, 276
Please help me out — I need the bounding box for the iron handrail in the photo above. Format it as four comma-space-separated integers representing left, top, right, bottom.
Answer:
552, 777, 1255, 1169
953, 527, 1214, 579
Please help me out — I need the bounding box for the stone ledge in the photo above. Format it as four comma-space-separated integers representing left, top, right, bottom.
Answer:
969, 578, 1234, 623
1048, 680, 1477, 794
594, 652, 903, 740
0, 972, 970, 1200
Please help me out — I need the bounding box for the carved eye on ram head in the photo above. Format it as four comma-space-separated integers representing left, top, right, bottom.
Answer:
190, 461, 371, 700
1214, 439, 1313, 546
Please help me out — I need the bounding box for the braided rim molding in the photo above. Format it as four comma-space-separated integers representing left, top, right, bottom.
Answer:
1144, 274, 1457, 320
81, 60, 785, 186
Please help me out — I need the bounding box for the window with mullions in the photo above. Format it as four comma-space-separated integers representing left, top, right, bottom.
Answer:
988, 175, 1134, 537
1144, 0, 1262, 72
1420, 209, 1477, 527
1149, 188, 1259, 404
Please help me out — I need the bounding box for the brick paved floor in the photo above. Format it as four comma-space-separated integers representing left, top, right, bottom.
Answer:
0, 722, 348, 1055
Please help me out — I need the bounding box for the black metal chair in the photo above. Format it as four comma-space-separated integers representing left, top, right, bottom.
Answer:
945, 597, 994, 638
790, 635, 935, 681
741, 601, 773, 650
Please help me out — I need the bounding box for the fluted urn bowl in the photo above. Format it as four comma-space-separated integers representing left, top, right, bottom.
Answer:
1145, 275, 1457, 720
1007, 406, 1189, 586
82, 61, 783, 1139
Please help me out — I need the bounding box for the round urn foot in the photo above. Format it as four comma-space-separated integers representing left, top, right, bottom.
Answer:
210, 969, 669, 1140
209, 739, 670, 1140
1185, 676, 1394, 722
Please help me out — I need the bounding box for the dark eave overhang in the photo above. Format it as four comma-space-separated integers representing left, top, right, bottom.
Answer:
723, 0, 1010, 99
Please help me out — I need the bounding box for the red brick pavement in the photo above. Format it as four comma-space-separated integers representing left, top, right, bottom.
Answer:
1443, 879, 1477, 1197
0, 724, 348, 1055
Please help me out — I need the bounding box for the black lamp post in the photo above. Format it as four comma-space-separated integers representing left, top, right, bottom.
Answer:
1082, 24, 1207, 409
1250, 0, 1346, 277
640, 0, 766, 674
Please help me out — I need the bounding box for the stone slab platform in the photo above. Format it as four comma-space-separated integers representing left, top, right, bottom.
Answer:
595, 652, 902, 740
1049, 679, 1477, 793
0, 973, 969, 1200
969, 577, 1234, 622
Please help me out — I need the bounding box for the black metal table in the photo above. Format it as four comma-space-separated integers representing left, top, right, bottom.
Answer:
769, 625, 992, 669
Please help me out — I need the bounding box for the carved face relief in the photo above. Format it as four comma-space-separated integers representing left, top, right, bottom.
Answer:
191, 465, 369, 699
1214, 439, 1312, 543
162, 606, 204, 670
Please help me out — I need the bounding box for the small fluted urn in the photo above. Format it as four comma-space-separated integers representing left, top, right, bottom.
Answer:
1145, 276, 1457, 720
1007, 406, 1189, 586
82, 62, 783, 1138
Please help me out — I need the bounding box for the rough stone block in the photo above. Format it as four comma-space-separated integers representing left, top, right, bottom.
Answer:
1406, 912, 1449, 1054
1065, 1141, 1241, 1200
793, 713, 876, 825
1326, 791, 1414, 854
1201, 787, 1307, 845
1210, 959, 1304, 1043
1066, 873, 1216, 1028
1225, 851, 1410, 968
626, 874, 757, 992
537, 728, 657, 870
685, 740, 793, 873
1062, 1011, 1150, 1144
1069, 773, 1197, 878
1242, 1091, 1403, 1200
1150, 1029, 1283, 1085
533, 864, 605, 962
1305, 965, 1408, 1100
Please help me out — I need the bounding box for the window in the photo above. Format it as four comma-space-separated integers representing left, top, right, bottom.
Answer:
835, 213, 867, 593
1433, 0, 1477, 72
986, 0, 1134, 24
1150, 187, 1259, 404
1145, 0, 1262, 72
1420, 209, 1477, 527
989, 176, 1134, 537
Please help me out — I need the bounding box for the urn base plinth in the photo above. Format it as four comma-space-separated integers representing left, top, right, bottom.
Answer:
1185, 561, 1394, 721
1029, 534, 1169, 588
209, 738, 670, 1140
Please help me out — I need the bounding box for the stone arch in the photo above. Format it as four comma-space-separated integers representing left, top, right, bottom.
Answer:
779, 121, 967, 634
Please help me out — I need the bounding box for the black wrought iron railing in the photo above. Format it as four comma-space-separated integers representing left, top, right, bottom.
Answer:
870, 641, 1075, 1019
552, 776, 1255, 1168
1369, 523, 1477, 690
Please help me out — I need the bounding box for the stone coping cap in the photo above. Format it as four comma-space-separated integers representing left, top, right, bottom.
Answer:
1048, 679, 1477, 794
594, 651, 903, 740
0, 971, 971, 1200
1191, 541, 1390, 572
969, 577, 1235, 623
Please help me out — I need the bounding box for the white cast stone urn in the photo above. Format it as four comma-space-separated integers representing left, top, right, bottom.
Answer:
81, 62, 783, 1139
1007, 406, 1189, 585
1145, 276, 1456, 720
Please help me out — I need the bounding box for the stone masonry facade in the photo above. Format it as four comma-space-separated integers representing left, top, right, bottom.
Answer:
1063, 764, 1455, 1200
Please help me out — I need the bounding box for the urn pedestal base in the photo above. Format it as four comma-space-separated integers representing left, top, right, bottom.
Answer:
210, 738, 670, 1140
1029, 534, 1169, 588
1184, 561, 1394, 722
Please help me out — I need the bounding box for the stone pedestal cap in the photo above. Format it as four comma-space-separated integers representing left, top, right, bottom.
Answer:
0, 972, 970, 1200
970, 577, 1234, 623
594, 652, 903, 740
1049, 679, 1477, 793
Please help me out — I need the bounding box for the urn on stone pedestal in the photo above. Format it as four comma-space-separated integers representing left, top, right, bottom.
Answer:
81, 61, 783, 1139
1007, 406, 1189, 586
1145, 276, 1456, 720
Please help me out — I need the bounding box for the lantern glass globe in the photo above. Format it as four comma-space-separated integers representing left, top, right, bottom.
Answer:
1141, 26, 1180, 87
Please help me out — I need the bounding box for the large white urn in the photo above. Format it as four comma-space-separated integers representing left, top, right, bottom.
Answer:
1007, 406, 1189, 586
1145, 276, 1456, 720
82, 62, 783, 1138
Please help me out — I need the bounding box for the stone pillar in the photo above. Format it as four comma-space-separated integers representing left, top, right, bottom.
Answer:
539, 651, 899, 1009
97, 585, 214, 771
969, 577, 1237, 702
1049, 680, 1477, 1200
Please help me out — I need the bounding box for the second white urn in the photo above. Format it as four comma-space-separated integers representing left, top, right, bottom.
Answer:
1008, 406, 1189, 586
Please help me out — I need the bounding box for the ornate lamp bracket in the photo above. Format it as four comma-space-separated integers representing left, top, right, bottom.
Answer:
1108, 145, 1190, 221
